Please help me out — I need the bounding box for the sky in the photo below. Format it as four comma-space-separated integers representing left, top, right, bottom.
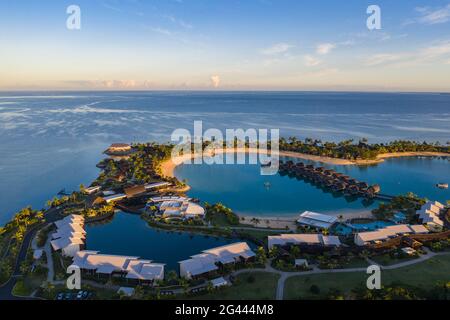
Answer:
1, 0, 450, 91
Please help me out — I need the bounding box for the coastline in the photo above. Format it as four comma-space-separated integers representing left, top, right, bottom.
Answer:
237, 209, 375, 231
160, 148, 449, 178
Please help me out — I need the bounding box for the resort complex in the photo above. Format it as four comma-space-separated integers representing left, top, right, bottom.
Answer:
50, 215, 86, 258
1, 139, 449, 302
417, 201, 445, 231
354, 224, 429, 246
268, 234, 341, 250
179, 242, 256, 279
146, 196, 205, 220
70, 251, 165, 285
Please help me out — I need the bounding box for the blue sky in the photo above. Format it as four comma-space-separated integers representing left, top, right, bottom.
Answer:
1, 0, 450, 91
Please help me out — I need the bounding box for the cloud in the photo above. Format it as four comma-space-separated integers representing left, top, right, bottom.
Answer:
163, 14, 193, 29
364, 53, 405, 66
150, 27, 174, 36
304, 55, 322, 67
261, 43, 293, 55
210, 75, 221, 88
406, 5, 450, 25
316, 43, 336, 55
363, 41, 450, 67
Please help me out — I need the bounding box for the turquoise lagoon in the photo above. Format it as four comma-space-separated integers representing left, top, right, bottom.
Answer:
175, 155, 450, 217
85, 212, 236, 271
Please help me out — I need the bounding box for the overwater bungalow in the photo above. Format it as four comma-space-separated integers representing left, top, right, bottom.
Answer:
332, 182, 347, 192
357, 182, 369, 191
348, 185, 360, 195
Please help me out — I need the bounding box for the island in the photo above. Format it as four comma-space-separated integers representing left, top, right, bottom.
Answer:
0, 139, 449, 300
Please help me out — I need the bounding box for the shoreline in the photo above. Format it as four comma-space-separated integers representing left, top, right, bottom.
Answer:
160, 148, 449, 178
237, 209, 375, 230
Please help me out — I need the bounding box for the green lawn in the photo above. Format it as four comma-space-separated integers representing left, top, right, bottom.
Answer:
12, 280, 34, 297
190, 272, 280, 300
284, 255, 450, 300
371, 253, 419, 266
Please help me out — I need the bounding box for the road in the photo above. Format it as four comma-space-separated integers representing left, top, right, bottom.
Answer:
232, 248, 450, 300
0, 208, 61, 300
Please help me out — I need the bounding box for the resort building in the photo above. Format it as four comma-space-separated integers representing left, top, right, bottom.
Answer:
147, 197, 205, 220
51, 214, 86, 257
70, 251, 165, 285
84, 186, 101, 195
104, 143, 133, 155
124, 185, 147, 198
296, 211, 338, 229
179, 242, 255, 279
268, 233, 341, 250
144, 182, 171, 190
417, 201, 445, 231
103, 193, 127, 203
354, 224, 429, 246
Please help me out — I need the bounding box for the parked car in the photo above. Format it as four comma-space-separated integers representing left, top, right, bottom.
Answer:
56, 293, 64, 300
76, 291, 84, 299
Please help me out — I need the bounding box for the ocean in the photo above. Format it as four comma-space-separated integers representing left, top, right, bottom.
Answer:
1, 91, 449, 224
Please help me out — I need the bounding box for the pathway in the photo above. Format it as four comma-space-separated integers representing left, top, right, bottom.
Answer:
231, 249, 450, 300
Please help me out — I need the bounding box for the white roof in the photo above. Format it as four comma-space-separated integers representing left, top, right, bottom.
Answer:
103, 193, 126, 202
158, 200, 205, 219
355, 224, 429, 243
51, 215, 86, 253
52, 230, 86, 240
297, 211, 337, 228
117, 287, 135, 296
294, 259, 308, 266
184, 202, 205, 216
268, 234, 341, 248
417, 202, 444, 227
179, 255, 219, 277
211, 277, 228, 287
144, 182, 171, 190
425, 201, 444, 210
125, 260, 165, 281
202, 242, 256, 261
51, 237, 84, 251
71, 251, 164, 280
149, 196, 190, 203
179, 242, 255, 277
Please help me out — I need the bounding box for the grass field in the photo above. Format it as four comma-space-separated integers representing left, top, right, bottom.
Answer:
191, 272, 280, 300
284, 255, 450, 299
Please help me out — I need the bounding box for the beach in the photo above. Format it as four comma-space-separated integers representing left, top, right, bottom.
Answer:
160, 148, 449, 178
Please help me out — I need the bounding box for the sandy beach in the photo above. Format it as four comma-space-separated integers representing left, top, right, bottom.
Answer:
160, 148, 449, 178
237, 209, 375, 231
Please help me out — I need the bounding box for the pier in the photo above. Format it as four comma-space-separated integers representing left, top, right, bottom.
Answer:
279, 160, 383, 199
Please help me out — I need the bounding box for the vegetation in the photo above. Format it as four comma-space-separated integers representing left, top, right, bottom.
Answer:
284, 255, 450, 299
205, 203, 240, 226
190, 272, 280, 300
0, 206, 45, 283
279, 137, 449, 161
372, 193, 424, 220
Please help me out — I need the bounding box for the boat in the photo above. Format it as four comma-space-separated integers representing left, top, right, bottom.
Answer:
264, 182, 271, 189
436, 183, 448, 189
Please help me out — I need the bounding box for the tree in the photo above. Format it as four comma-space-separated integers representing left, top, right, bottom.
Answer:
256, 246, 267, 264
290, 246, 300, 258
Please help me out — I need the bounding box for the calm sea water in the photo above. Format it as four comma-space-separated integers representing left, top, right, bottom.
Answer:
85, 212, 235, 271
1, 91, 449, 224
175, 155, 450, 217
